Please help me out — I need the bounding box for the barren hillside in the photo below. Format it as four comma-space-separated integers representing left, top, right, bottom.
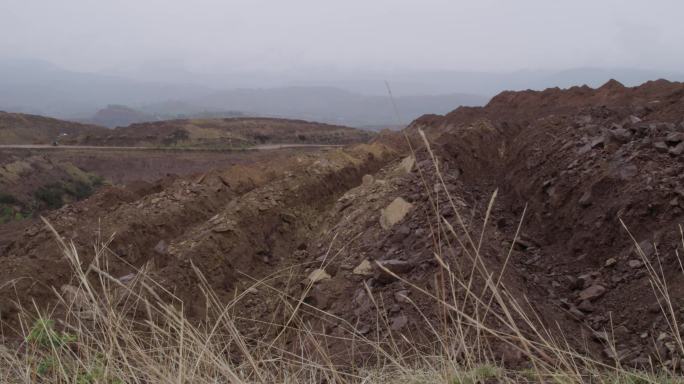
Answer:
0, 111, 105, 145
2, 80, 684, 380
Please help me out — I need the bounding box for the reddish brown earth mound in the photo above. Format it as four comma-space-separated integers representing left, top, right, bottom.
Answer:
404, 79, 684, 366
2, 79, 684, 370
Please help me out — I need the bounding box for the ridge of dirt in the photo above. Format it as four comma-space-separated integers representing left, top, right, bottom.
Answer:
0, 142, 399, 333
396, 79, 684, 366
0, 146, 328, 218
207, 78, 684, 366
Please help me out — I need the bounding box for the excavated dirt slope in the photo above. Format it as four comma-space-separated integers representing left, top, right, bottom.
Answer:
0, 140, 400, 333
401, 79, 684, 366
2, 79, 684, 370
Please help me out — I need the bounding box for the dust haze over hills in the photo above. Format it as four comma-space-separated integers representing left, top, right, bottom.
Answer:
0, 58, 489, 127
2, 59, 683, 128
2, 0, 684, 127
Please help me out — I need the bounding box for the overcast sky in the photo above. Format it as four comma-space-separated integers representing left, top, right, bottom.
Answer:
1, 0, 683, 74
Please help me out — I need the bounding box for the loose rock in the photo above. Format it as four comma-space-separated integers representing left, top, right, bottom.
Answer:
154, 240, 168, 254
578, 300, 595, 313
398, 156, 415, 174
653, 141, 669, 152
665, 132, 684, 143
669, 142, 684, 155
579, 191, 592, 207
380, 197, 413, 229
578, 285, 606, 301
390, 314, 408, 331
306, 269, 331, 284
352, 259, 373, 276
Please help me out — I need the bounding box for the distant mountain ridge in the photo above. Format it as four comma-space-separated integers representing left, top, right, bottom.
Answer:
190, 86, 487, 127
2, 58, 683, 127
81, 104, 246, 128
0, 58, 211, 117
75, 87, 486, 128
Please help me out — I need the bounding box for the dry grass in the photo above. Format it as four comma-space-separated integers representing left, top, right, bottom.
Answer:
1, 130, 683, 383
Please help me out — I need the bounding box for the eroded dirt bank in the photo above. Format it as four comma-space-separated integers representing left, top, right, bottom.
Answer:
0, 141, 400, 334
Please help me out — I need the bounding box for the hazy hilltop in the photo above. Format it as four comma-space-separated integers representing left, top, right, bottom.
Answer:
83, 104, 246, 128
190, 86, 487, 127
0, 111, 105, 144
0, 59, 487, 127
0, 59, 210, 118
87, 105, 156, 128
3, 58, 683, 128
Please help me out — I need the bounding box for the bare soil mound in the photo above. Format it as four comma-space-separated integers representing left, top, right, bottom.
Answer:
404, 79, 684, 366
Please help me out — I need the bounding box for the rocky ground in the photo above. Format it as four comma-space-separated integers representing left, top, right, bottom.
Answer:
407, 79, 684, 367
2, 79, 684, 371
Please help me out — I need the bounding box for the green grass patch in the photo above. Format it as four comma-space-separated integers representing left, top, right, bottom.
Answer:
32, 176, 104, 211
26, 318, 77, 349
34, 182, 67, 209
0, 193, 30, 223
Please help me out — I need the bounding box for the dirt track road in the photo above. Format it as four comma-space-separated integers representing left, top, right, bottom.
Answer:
0, 143, 339, 187
0, 143, 341, 151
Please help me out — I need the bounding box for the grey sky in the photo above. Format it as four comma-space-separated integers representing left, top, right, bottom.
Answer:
1, 0, 683, 73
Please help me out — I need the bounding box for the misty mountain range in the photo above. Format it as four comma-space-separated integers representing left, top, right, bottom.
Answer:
1, 58, 683, 128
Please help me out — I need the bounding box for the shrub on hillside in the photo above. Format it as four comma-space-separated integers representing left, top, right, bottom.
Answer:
0, 192, 18, 205
34, 183, 66, 209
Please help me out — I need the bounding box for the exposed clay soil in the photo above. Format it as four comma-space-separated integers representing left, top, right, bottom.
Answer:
2, 79, 684, 370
